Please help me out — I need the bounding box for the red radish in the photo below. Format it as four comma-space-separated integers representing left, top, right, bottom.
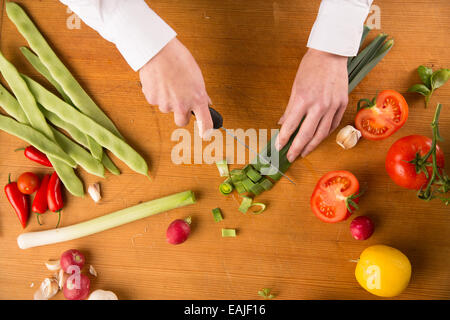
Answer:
63, 273, 90, 300
60, 249, 85, 273
350, 216, 374, 240
166, 217, 191, 245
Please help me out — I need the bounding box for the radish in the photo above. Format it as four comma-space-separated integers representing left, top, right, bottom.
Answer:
63, 273, 90, 300
60, 249, 85, 273
166, 217, 191, 245
350, 216, 374, 240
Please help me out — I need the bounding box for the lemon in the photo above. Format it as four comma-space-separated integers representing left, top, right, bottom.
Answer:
355, 245, 411, 297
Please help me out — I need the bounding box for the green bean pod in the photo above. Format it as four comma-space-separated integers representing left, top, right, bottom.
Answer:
53, 129, 105, 178
40, 107, 120, 176
20, 46, 103, 161
23, 75, 149, 176
0, 51, 54, 140
6, 2, 123, 139
0, 114, 76, 166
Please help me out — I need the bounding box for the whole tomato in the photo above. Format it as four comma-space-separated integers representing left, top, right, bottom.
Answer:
17, 172, 40, 195
385, 135, 445, 190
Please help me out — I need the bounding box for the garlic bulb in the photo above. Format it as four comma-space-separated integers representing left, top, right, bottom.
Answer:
88, 183, 101, 203
336, 125, 362, 149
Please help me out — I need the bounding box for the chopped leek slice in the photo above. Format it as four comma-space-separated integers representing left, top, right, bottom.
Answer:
216, 159, 229, 177
258, 178, 273, 191
246, 165, 262, 183
222, 228, 236, 237
238, 196, 253, 213
230, 169, 246, 182
212, 208, 223, 222
233, 181, 246, 194
250, 203, 266, 214
219, 178, 233, 195
249, 183, 265, 196
241, 178, 256, 192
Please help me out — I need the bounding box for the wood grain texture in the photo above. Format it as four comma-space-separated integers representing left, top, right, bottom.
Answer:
0, 0, 449, 300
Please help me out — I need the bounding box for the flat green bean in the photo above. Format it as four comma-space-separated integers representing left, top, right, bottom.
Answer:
0, 83, 84, 196
0, 51, 54, 140
0, 114, 76, 166
53, 128, 104, 178
6, 2, 123, 139
101, 152, 121, 175
24, 75, 149, 176
40, 106, 120, 175
20, 46, 103, 161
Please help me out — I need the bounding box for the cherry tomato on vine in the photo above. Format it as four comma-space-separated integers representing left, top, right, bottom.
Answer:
355, 90, 408, 140
310, 171, 361, 223
17, 172, 40, 195
385, 135, 445, 190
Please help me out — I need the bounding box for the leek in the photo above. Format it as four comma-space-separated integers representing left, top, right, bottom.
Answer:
222, 228, 236, 237
246, 165, 262, 183
212, 208, 223, 222
250, 203, 266, 214
219, 179, 233, 195
258, 178, 273, 191
215, 160, 229, 177
17, 190, 196, 249
238, 196, 253, 213
233, 181, 246, 194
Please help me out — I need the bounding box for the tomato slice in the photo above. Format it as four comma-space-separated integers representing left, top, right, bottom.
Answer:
355, 90, 408, 140
310, 171, 360, 223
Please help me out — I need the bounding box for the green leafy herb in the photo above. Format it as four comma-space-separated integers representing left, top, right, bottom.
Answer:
408, 66, 449, 107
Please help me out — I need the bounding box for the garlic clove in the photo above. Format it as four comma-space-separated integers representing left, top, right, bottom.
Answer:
88, 289, 118, 300
57, 269, 68, 290
34, 278, 59, 300
89, 265, 97, 277
45, 259, 61, 271
336, 125, 362, 150
88, 183, 102, 203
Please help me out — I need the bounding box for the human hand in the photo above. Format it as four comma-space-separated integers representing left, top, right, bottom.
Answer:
275, 48, 349, 162
139, 38, 212, 137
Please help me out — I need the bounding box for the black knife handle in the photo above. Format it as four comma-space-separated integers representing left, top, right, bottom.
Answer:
191, 106, 223, 130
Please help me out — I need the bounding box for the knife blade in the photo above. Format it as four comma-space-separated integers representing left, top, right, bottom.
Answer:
192, 106, 296, 185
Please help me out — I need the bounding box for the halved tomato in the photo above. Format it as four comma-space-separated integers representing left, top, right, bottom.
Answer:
311, 170, 361, 223
355, 90, 408, 140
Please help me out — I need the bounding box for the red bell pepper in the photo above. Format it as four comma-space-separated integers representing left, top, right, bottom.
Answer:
4, 173, 29, 228
19, 146, 52, 167
32, 174, 51, 225
47, 172, 64, 227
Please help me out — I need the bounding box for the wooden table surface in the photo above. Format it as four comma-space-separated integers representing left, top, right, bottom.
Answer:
0, 0, 449, 300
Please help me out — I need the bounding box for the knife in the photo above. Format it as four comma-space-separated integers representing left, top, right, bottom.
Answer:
192, 106, 296, 185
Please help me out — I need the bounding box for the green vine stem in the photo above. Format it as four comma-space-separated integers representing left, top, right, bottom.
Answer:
414, 103, 450, 204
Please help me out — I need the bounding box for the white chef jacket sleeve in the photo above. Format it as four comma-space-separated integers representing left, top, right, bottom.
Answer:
307, 0, 374, 57
60, 0, 177, 71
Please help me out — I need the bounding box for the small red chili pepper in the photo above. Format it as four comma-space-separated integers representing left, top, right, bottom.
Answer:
4, 173, 29, 228
47, 172, 64, 228
16, 146, 52, 167
32, 174, 51, 225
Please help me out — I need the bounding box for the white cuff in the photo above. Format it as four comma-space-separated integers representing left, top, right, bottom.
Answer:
107, 1, 177, 71
307, 0, 373, 57
60, 0, 177, 71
